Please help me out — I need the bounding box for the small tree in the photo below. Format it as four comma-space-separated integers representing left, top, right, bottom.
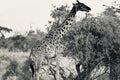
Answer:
47, 5, 70, 32
0, 26, 12, 48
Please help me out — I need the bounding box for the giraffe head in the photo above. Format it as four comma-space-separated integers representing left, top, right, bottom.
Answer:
72, 0, 91, 12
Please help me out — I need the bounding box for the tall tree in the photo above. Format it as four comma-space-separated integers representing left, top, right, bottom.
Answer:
0, 26, 12, 38
0, 26, 12, 48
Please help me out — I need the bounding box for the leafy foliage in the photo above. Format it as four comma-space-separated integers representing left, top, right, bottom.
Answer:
47, 5, 70, 32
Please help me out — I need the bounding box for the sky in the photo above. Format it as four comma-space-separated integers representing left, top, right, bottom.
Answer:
0, 0, 119, 37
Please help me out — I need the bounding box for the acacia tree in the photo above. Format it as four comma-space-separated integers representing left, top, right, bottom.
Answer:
0, 26, 12, 48
0, 26, 12, 38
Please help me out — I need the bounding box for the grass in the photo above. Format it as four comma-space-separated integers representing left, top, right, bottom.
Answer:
0, 49, 31, 80
0, 49, 29, 62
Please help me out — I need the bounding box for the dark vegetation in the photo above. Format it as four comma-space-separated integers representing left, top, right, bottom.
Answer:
0, 2, 120, 80
0, 28, 46, 52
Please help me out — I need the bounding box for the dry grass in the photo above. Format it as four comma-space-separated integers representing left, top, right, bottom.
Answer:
0, 49, 31, 80
0, 49, 29, 62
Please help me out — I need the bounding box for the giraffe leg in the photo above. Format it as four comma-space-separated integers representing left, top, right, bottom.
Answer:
47, 57, 50, 80
56, 54, 60, 80
32, 57, 43, 80
33, 71, 39, 80
30, 63, 35, 77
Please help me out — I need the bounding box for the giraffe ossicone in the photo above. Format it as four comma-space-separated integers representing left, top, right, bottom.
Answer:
29, 0, 91, 80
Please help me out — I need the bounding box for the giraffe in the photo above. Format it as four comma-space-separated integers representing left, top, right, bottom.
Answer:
29, 0, 91, 80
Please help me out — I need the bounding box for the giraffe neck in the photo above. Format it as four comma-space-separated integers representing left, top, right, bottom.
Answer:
45, 6, 77, 43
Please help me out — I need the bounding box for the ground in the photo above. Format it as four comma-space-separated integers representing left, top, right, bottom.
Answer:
0, 49, 109, 80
